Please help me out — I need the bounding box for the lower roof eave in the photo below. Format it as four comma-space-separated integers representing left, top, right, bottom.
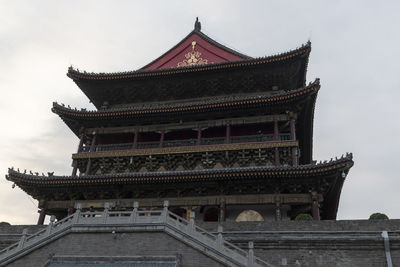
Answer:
7, 153, 353, 188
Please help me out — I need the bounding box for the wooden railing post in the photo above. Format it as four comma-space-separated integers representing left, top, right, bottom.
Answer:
159, 131, 165, 148
197, 128, 202, 145
133, 130, 138, 149
226, 124, 231, 144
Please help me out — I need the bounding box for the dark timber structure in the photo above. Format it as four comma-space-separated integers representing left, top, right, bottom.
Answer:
6, 19, 353, 225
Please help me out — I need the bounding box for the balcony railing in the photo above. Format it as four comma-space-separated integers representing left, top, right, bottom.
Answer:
95, 143, 133, 152
81, 133, 291, 153
163, 139, 197, 147
200, 136, 226, 145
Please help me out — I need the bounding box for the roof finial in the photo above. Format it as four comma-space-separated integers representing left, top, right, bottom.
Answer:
194, 17, 201, 32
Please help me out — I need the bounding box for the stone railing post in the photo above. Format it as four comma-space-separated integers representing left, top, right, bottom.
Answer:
217, 225, 224, 251
248, 241, 254, 267
130, 201, 139, 223
188, 211, 195, 233
382, 231, 394, 267
73, 203, 82, 224
46, 215, 56, 235
162, 200, 169, 222
17, 228, 28, 250
103, 203, 110, 224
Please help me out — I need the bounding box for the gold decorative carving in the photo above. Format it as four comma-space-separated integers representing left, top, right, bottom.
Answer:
177, 41, 208, 67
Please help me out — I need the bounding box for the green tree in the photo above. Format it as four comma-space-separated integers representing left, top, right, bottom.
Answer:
369, 213, 389, 220
295, 213, 313, 221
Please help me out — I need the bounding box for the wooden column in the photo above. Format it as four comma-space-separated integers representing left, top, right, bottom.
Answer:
72, 134, 84, 176
274, 148, 280, 166
77, 134, 85, 153
133, 130, 138, 149
89, 134, 97, 152
311, 192, 320, 220
290, 119, 296, 141
85, 134, 97, 175
312, 201, 320, 220
274, 196, 282, 221
290, 119, 298, 166
273, 120, 279, 141
275, 203, 282, 221
159, 131, 165, 148
275, 204, 282, 221
71, 160, 78, 177
219, 200, 226, 222
226, 124, 231, 144
85, 160, 92, 176
37, 209, 46, 225
292, 147, 298, 166
273, 120, 280, 166
197, 128, 202, 145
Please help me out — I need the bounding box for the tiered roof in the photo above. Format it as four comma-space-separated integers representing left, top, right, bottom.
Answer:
66, 33, 311, 108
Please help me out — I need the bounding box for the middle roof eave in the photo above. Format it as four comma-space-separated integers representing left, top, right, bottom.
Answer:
52, 79, 320, 136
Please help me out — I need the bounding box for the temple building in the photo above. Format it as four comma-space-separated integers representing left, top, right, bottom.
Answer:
6, 19, 400, 267
7, 18, 353, 225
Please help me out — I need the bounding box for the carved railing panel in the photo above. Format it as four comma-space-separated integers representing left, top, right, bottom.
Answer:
78, 146, 295, 175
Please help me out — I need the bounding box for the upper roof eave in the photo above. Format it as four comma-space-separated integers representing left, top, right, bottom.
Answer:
66, 41, 311, 81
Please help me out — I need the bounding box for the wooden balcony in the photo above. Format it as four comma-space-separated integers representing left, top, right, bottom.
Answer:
80, 134, 292, 153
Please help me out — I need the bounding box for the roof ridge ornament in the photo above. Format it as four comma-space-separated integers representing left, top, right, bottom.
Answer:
194, 17, 201, 32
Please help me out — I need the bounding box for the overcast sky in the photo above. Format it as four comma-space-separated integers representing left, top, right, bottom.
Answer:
0, 1, 399, 224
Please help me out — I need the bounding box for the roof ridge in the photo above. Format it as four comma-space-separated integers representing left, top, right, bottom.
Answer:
139, 22, 252, 70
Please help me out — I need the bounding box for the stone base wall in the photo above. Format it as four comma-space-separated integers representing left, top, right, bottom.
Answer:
197, 219, 400, 232
1, 220, 399, 267
5, 232, 226, 267
198, 219, 400, 266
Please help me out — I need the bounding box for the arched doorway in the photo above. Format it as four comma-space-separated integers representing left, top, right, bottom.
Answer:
235, 210, 264, 222
203, 206, 219, 222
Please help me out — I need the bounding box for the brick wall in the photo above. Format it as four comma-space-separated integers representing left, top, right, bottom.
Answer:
6, 232, 226, 267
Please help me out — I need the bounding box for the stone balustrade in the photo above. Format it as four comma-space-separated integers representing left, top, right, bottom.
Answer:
0, 201, 272, 267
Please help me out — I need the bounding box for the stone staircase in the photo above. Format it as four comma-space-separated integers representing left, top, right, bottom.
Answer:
0, 201, 274, 267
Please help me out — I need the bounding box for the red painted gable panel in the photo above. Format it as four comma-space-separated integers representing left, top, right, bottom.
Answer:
143, 32, 246, 70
